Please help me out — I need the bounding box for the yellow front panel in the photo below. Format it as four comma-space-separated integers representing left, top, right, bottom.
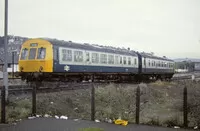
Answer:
18, 39, 53, 72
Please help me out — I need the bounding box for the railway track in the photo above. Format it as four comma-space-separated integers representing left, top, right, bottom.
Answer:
3, 83, 98, 95
1, 74, 199, 96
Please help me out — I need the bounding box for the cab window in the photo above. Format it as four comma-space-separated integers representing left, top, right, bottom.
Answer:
37, 48, 46, 59
20, 48, 28, 60
29, 48, 37, 60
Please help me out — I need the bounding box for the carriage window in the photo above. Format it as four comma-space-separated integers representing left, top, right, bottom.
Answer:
62, 49, 72, 61
92, 53, 99, 63
37, 48, 46, 59
164, 63, 167, 67
100, 54, 107, 64
74, 50, 83, 62
123, 57, 126, 65
128, 57, 131, 65
148, 60, 151, 66
120, 56, 122, 64
144, 59, 146, 66
152, 61, 154, 66
28, 48, 37, 60
20, 48, 28, 60
108, 55, 114, 64
134, 58, 137, 65
115, 56, 119, 64
86, 52, 90, 62
154, 61, 156, 66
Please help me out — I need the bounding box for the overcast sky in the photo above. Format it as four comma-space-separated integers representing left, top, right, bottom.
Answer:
0, 0, 200, 59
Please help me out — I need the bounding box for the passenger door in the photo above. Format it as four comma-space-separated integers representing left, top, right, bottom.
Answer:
143, 57, 146, 73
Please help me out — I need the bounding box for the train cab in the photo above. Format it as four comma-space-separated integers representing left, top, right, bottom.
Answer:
18, 39, 53, 73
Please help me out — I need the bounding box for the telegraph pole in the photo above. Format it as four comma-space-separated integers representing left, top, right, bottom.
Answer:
4, 0, 8, 102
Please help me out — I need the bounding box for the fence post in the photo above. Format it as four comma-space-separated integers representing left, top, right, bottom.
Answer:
32, 82, 37, 116
183, 86, 188, 128
136, 85, 140, 124
12, 52, 14, 79
1, 86, 6, 123
91, 83, 95, 121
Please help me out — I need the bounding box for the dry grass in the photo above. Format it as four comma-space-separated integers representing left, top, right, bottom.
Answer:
2, 80, 200, 128
5, 98, 31, 122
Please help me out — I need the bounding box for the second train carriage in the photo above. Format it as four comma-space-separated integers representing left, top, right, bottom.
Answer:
18, 38, 175, 82
138, 53, 174, 80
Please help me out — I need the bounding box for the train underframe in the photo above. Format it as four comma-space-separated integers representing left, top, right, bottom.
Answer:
17, 72, 174, 83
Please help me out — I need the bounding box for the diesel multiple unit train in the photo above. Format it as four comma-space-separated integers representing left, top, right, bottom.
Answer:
18, 38, 175, 82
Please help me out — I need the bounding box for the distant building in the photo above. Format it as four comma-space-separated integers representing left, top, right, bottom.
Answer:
194, 62, 200, 71
0, 63, 19, 73
174, 59, 200, 72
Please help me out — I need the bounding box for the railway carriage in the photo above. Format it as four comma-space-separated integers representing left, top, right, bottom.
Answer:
18, 38, 175, 82
138, 53, 174, 80
18, 38, 140, 82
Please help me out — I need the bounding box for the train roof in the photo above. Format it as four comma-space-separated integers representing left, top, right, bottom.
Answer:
139, 52, 174, 62
39, 38, 174, 62
42, 38, 138, 56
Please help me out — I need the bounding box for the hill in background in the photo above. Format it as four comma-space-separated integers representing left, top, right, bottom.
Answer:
0, 35, 199, 65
